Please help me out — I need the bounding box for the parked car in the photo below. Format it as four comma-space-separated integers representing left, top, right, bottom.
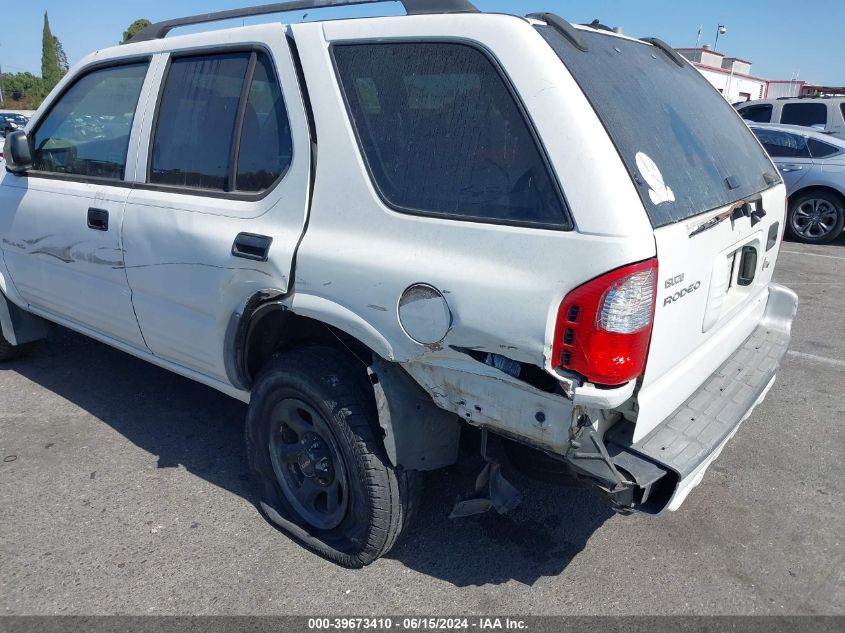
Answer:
3, 113, 29, 128
0, 114, 18, 160
749, 124, 845, 244
0, 0, 797, 568
737, 97, 845, 140
0, 113, 18, 135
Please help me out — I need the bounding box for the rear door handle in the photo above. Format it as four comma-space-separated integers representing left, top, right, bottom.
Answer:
779, 164, 803, 172
87, 208, 109, 231
232, 233, 272, 262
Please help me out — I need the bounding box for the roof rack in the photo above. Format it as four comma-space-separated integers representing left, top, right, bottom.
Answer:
128, 0, 479, 43
641, 37, 686, 68
527, 13, 587, 52
581, 19, 615, 33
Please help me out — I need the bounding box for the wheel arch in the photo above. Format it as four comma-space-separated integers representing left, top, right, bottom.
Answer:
224, 289, 395, 391
227, 289, 459, 472
789, 184, 845, 208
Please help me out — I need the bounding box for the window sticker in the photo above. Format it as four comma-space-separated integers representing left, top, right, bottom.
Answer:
636, 151, 675, 205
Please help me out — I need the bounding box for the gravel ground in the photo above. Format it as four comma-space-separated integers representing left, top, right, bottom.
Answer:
1, 236, 843, 616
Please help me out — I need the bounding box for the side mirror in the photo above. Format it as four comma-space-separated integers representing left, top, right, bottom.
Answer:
4, 130, 32, 174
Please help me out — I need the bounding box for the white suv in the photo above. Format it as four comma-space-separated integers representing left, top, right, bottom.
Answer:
0, 1, 797, 567
737, 97, 845, 140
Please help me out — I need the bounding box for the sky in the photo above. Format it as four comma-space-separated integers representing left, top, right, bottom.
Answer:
1, 1, 843, 85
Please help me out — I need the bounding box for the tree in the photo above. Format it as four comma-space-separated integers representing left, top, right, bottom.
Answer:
1, 72, 48, 108
122, 19, 151, 44
41, 12, 61, 88
54, 36, 69, 76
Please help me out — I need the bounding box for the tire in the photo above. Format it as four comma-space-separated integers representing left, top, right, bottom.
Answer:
246, 346, 420, 568
787, 190, 845, 245
0, 331, 32, 362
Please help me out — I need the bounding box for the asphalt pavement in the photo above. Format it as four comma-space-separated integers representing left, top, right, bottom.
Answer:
1, 235, 843, 616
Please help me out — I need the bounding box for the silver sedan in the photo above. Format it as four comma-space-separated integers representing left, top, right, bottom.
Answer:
750, 124, 845, 244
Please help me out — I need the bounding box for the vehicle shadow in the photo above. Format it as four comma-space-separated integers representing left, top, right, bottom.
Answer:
387, 449, 615, 586
784, 232, 845, 247
9, 327, 613, 587
11, 327, 255, 501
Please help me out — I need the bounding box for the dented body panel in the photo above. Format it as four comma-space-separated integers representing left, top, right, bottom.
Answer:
290, 16, 654, 373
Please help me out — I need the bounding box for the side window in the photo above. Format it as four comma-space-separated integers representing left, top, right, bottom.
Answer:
807, 138, 841, 159
150, 51, 292, 193
753, 130, 810, 159
30, 62, 149, 179
236, 54, 293, 192
840, 103, 845, 124
781, 103, 827, 128
333, 42, 567, 226
739, 104, 772, 123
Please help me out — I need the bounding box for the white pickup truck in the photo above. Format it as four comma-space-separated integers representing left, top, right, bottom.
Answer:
0, 0, 797, 568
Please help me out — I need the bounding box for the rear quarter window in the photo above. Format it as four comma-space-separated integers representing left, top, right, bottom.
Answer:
781, 102, 828, 127
332, 42, 569, 228
807, 137, 842, 159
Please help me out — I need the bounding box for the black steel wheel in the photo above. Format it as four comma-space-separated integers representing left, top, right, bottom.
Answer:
268, 398, 349, 531
246, 347, 420, 568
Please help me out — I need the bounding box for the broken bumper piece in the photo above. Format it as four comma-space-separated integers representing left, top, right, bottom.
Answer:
565, 284, 797, 515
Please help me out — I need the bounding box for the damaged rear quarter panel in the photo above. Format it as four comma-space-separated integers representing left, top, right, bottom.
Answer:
286, 17, 656, 440
403, 353, 575, 456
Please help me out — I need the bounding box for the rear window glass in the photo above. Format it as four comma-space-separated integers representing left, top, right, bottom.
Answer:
538, 27, 776, 227
150, 52, 292, 194
151, 53, 250, 190
236, 54, 293, 192
781, 103, 827, 127
739, 104, 773, 123
333, 42, 568, 228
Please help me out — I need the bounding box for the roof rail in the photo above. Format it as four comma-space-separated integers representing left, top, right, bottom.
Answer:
581, 19, 615, 33
641, 37, 686, 68
527, 12, 587, 52
128, 0, 479, 43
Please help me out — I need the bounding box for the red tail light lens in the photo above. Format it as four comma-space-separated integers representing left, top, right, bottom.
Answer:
553, 259, 658, 386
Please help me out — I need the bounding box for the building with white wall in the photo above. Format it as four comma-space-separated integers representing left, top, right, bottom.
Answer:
675, 47, 805, 103
676, 47, 769, 102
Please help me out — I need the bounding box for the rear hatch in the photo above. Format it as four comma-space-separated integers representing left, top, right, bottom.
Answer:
538, 23, 785, 440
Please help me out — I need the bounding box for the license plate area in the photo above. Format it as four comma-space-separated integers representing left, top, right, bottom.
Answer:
722, 239, 763, 314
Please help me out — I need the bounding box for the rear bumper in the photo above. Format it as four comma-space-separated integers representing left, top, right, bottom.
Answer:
571, 283, 798, 514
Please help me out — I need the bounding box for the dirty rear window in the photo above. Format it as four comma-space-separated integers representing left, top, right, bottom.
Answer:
538, 27, 777, 227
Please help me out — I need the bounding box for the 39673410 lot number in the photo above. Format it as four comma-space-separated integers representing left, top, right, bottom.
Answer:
308, 618, 477, 630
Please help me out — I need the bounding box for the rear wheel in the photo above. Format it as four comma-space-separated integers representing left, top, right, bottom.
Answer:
246, 347, 419, 568
787, 191, 845, 244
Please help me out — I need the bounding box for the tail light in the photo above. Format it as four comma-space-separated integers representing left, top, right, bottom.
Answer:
553, 259, 658, 386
